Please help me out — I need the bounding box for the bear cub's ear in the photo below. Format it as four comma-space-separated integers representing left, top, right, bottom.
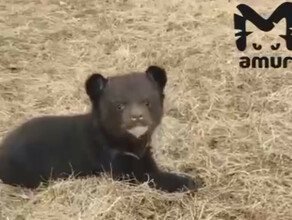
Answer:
85, 73, 108, 101
146, 65, 167, 91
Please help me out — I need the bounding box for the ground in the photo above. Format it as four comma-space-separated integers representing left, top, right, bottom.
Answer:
0, 0, 292, 219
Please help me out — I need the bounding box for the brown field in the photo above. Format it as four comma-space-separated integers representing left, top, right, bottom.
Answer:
0, 0, 292, 219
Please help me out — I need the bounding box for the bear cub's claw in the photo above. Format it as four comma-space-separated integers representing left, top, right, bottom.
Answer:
177, 174, 205, 192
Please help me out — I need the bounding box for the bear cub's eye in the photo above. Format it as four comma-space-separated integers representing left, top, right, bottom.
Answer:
116, 103, 125, 111
144, 99, 151, 108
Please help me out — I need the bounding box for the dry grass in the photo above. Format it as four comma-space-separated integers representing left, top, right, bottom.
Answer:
0, 0, 292, 219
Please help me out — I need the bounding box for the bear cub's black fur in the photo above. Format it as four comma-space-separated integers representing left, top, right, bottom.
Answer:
0, 66, 202, 192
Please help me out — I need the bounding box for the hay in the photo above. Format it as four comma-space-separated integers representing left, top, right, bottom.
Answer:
0, 0, 291, 219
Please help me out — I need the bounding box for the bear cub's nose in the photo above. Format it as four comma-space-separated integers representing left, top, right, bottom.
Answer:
129, 104, 145, 122
131, 114, 144, 121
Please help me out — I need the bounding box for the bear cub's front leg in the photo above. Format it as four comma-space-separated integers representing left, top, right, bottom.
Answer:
111, 150, 202, 193
141, 153, 202, 193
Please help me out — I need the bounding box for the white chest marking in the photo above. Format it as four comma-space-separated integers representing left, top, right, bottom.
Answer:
127, 126, 148, 138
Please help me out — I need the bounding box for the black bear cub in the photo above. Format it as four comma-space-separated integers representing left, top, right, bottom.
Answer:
0, 66, 201, 192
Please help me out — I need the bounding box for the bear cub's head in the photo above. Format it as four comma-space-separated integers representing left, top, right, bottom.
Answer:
85, 66, 167, 141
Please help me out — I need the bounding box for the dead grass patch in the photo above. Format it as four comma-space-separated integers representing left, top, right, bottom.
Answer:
0, 0, 291, 219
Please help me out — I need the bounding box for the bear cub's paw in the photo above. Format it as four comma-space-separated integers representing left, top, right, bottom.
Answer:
175, 173, 205, 192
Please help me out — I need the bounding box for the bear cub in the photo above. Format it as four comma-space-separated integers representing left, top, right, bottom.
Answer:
0, 66, 202, 192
